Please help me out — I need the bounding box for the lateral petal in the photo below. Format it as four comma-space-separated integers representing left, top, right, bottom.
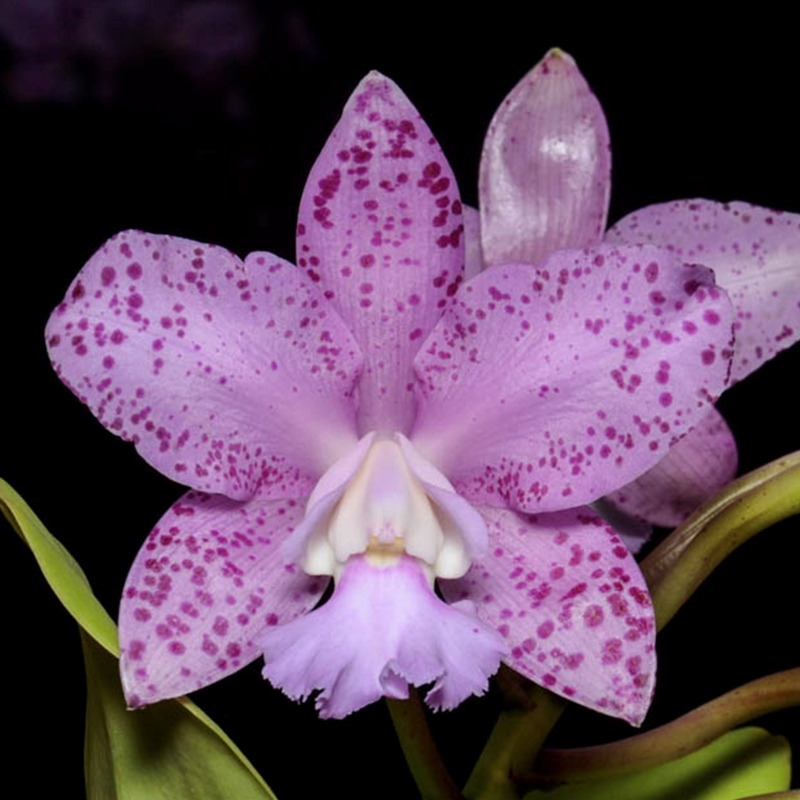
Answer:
480, 49, 610, 268
46, 232, 362, 500
296, 72, 465, 435
440, 506, 655, 725
607, 199, 800, 384
119, 489, 327, 707
412, 245, 733, 513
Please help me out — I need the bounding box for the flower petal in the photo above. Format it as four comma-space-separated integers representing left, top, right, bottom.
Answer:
296, 72, 465, 435
463, 204, 486, 280
119, 489, 327, 707
440, 506, 655, 725
605, 407, 738, 528
479, 48, 610, 268
46, 231, 363, 500
259, 554, 506, 718
412, 244, 734, 513
606, 200, 800, 384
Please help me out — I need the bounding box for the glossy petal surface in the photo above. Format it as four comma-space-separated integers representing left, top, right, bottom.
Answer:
440, 506, 655, 725
119, 490, 327, 707
412, 245, 733, 513
296, 72, 465, 435
46, 232, 362, 500
479, 49, 610, 268
259, 554, 506, 718
606, 407, 738, 528
607, 200, 800, 384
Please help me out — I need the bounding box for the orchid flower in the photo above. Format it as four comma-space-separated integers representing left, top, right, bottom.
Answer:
471, 48, 800, 532
46, 72, 734, 725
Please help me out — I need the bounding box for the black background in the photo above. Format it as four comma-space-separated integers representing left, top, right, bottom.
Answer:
2, 4, 798, 799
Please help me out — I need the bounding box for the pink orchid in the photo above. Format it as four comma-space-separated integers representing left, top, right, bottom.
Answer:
46, 71, 734, 724
470, 49, 800, 531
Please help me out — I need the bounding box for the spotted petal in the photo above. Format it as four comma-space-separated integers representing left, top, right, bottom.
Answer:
46, 232, 363, 500
119, 489, 327, 707
296, 72, 465, 435
605, 407, 738, 528
412, 244, 733, 513
607, 200, 800, 384
479, 48, 610, 268
440, 506, 655, 725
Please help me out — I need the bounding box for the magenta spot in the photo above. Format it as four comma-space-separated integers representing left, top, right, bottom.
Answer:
601, 638, 623, 665
101, 266, 116, 286
703, 309, 721, 325
659, 392, 673, 407
583, 605, 604, 627
127, 263, 143, 280
644, 262, 659, 283
169, 641, 186, 655
127, 640, 145, 661
537, 620, 554, 639
701, 349, 716, 365
128, 293, 143, 309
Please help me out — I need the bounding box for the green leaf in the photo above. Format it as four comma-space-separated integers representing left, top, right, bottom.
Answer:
1, 477, 119, 656
1, 477, 277, 800
82, 631, 277, 800
522, 727, 791, 800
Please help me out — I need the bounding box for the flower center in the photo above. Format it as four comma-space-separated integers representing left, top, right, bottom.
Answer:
295, 434, 484, 582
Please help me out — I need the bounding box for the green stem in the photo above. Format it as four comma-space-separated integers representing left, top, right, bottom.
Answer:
386, 689, 464, 800
462, 667, 565, 800
641, 452, 800, 630
525, 668, 800, 784
740, 793, 800, 799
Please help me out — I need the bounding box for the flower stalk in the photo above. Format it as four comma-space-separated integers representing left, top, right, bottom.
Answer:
525, 668, 800, 785
641, 451, 800, 630
386, 690, 465, 800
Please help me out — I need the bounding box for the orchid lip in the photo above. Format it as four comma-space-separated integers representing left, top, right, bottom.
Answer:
290, 434, 486, 582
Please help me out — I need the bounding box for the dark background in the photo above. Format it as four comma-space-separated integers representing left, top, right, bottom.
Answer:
2, 4, 798, 798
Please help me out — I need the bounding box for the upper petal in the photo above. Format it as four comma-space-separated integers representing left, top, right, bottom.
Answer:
440, 506, 655, 725
296, 72, 465, 435
46, 231, 363, 500
604, 406, 738, 528
606, 200, 800, 384
479, 49, 610, 268
412, 244, 734, 513
119, 489, 328, 707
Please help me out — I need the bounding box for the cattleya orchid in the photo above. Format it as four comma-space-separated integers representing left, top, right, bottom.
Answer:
46, 71, 735, 725
470, 48, 800, 530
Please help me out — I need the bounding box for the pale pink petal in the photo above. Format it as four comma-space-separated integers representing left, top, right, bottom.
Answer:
463, 204, 486, 280
479, 49, 610, 269
412, 244, 734, 513
259, 554, 506, 718
440, 506, 655, 725
46, 231, 363, 501
606, 200, 800, 384
119, 489, 327, 707
604, 407, 737, 528
296, 72, 465, 435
